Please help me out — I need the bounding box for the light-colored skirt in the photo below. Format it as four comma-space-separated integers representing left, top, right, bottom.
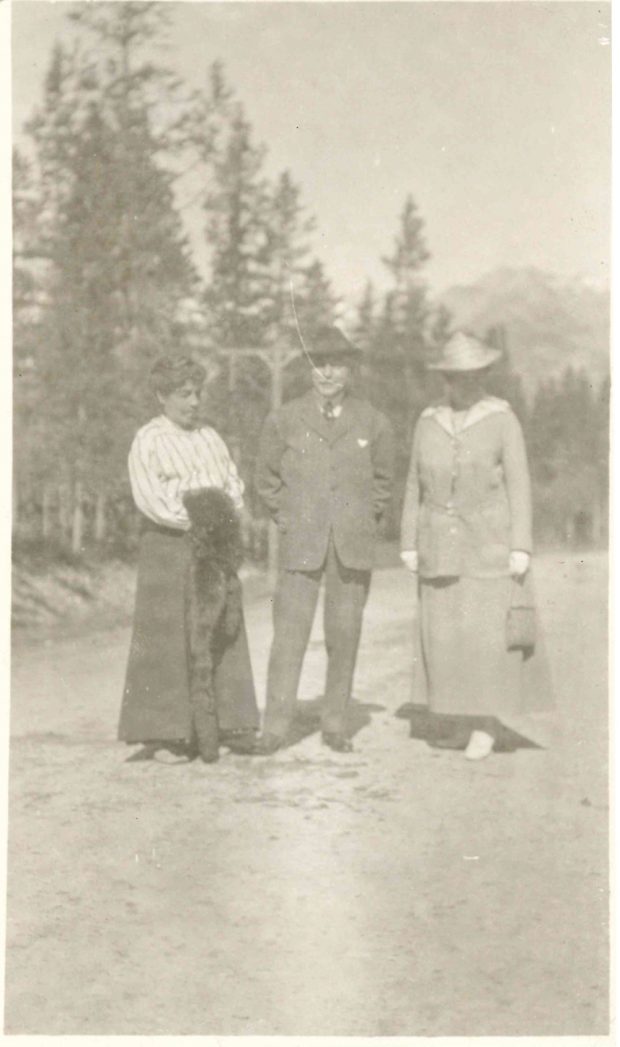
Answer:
411, 573, 555, 745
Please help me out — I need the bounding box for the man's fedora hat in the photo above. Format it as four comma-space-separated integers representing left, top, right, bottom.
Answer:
427, 331, 502, 372
308, 325, 361, 362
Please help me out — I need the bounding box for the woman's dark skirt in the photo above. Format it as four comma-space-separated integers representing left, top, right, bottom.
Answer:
118, 526, 260, 743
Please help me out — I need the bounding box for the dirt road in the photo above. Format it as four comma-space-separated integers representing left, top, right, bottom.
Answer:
6, 552, 608, 1035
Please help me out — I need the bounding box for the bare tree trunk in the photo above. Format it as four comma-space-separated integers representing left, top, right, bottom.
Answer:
71, 481, 84, 556
12, 476, 19, 535
58, 484, 70, 546
591, 495, 603, 545
267, 346, 285, 586
42, 484, 53, 541
131, 509, 141, 546
94, 491, 106, 543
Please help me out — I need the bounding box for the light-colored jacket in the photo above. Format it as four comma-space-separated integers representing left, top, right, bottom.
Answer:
256, 391, 394, 571
400, 397, 532, 579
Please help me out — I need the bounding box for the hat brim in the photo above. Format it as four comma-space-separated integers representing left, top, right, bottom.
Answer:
426, 347, 502, 372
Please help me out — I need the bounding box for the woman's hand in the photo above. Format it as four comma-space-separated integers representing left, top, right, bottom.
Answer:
400, 550, 419, 573
509, 550, 530, 578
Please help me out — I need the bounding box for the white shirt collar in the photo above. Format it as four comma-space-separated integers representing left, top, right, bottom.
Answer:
314, 395, 345, 419
157, 413, 202, 435
421, 397, 509, 436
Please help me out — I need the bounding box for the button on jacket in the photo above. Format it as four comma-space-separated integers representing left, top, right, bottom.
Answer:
256, 391, 394, 571
400, 397, 532, 579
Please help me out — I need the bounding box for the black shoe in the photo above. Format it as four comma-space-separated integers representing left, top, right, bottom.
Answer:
222, 730, 259, 755
125, 743, 160, 763
153, 741, 195, 764
193, 711, 220, 763
199, 747, 219, 764
429, 736, 467, 750
322, 732, 353, 753
255, 732, 285, 755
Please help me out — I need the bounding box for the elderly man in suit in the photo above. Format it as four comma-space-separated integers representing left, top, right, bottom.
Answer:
255, 326, 394, 753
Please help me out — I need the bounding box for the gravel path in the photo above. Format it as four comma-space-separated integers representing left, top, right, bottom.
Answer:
6, 553, 608, 1035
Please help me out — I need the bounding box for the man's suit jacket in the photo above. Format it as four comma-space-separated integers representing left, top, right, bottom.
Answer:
256, 391, 394, 571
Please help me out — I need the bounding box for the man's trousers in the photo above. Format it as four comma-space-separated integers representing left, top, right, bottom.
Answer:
263, 537, 371, 738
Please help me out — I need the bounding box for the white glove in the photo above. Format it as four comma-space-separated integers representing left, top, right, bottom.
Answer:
509, 550, 530, 578
400, 550, 419, 573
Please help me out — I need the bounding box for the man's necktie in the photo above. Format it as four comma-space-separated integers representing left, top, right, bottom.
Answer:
323, 400, 336, 422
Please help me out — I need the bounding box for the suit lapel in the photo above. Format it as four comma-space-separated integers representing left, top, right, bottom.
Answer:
327, 397, 356, 444
297, 392, 359, 444
299, 392, 332, 441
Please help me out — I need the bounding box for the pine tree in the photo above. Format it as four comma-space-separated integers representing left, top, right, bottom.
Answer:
356, 196, 433, 535
381, 194, 432, 379
12, 149, 42, 370
372, 196, 434, 427
528, 367, 604, 545
66, 2, 190, 149
25, 41, 86, 253
258, 171, 316, 342
20, 5, 198, 553
13, 148, 47, 538
202, 104, 270, 349
482, 325, 529, 423
195, 71, 340, 491
64, 2, 199, 387
298, 259, 339, 334
353, 280, 377, 350
427, 303, 452, 356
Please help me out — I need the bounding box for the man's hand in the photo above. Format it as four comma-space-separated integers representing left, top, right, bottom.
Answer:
509, 550, 530, 578
400, 550, 419, 573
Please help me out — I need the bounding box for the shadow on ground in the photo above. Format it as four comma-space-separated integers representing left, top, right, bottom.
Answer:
284, 696, 385, 747
395, 702, 542, 752
123, 697, 386, 761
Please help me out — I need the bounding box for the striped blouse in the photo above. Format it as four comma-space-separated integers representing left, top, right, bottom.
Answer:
128, 414, 244, 530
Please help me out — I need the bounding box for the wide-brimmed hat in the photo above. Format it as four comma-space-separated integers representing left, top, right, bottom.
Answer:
308, 325, 361, 362
427, 331, 502, 372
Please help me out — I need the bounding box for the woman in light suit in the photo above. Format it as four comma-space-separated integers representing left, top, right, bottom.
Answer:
400, 331, 553, 760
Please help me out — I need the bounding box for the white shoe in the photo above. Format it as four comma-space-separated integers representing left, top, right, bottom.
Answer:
154, 746, 190, 765
465, 730, 495, 761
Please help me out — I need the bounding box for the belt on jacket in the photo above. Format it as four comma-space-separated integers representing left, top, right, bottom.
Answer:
422, 494, 505, 518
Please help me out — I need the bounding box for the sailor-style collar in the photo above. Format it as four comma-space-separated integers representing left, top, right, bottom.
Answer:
421, 396, 510, 436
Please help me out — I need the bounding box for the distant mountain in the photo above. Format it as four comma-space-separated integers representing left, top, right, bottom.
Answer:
438, 267, 610, 393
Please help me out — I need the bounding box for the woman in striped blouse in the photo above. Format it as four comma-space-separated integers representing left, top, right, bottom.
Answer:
118, 355, 260, 762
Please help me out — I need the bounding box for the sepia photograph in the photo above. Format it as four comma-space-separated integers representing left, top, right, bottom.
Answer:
6, 0, 611, 1037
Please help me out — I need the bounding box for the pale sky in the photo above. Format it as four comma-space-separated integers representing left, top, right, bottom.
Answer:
11, 1, 611, 306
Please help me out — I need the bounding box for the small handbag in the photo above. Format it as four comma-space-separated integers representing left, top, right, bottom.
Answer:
506, 574, 536, 652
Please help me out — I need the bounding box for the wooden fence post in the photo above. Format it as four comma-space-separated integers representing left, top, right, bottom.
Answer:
12, 477, 19, 535
42, 484, 53, 541
216, 343, 298, 586
94, 491, 107, 543
71, 481, 84, 556
58, 484, 70, 547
